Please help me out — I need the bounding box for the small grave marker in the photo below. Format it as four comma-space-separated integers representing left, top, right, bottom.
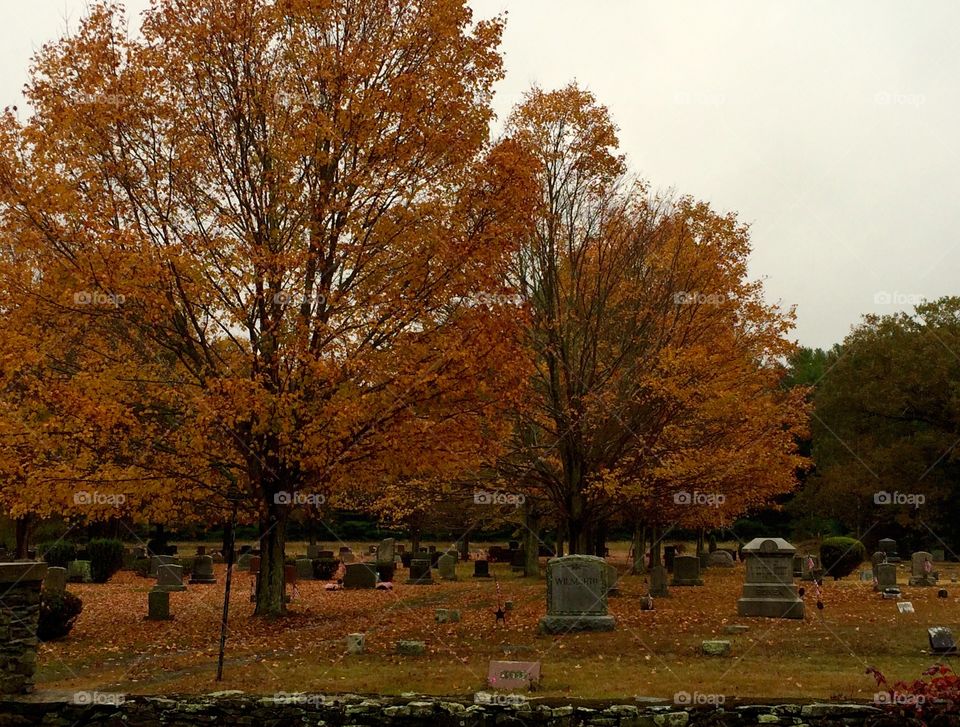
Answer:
486, 660, 541, 690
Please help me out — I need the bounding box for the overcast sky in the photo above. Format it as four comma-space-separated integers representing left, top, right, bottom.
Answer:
2, 1, 957, 349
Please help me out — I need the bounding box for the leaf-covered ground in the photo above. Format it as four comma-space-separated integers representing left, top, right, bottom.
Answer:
36, 545, 960, 700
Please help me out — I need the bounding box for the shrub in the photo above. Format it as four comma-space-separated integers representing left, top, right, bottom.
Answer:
820, 536, 866, 580
87, 539, 124, 583
313, 558, 340, 581
38, 589, 83, 641
132, 557, 151, 578
40, 542, 78, 569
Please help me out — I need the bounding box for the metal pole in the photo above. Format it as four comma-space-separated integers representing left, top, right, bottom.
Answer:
216, 501, 238, 681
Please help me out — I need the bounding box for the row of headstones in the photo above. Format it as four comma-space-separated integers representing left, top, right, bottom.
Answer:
868, 550, 948, 589
663, 546, 738, 572
538, 539, 812, 635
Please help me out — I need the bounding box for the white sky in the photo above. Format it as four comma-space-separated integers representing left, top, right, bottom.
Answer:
3, 1, 958, 349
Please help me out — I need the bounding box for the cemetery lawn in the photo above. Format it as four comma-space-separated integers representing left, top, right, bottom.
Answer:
36, 547, 960, 701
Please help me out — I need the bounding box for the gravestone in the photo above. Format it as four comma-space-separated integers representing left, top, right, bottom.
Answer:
317, 550, 334, 560
473, 559, 491, 578
396, 640, 425, 656
875, 562, 897, 590
435, 608, 461, 623
195, 546, 206, 556
539, 555, 616, 634
339, 547, 355, 564
487, 660, 541, 690
147, 590, 171, 621
406, 558, 434, 585
295, 558, 314, 580
932, 548, 946, 562
671, 555, 703, 586
708, 550, 735, 568
43, 567, 68, 594
189, 555, 216, 584
720, 548, 738, 563
438, 552, 458, 581
510, 549, 526, 572
702, 640, 731, 656
649, 565, 669, 597
909, 551, 937, 586
879, 538, 900, 563
376, 539, 395, 565
346, 633, 365, 654
860, 569, 874, 581
236, 553, 252, 571
792, 554, 803, 577
698, 552, 711, 570
736, 538, 804, 619
664, 546, 676, 573
343, 563, 377, 589
929, 627, 957, 655
149, 554, 177, 577
306, 544, 321, 559
897, 601, 915, 614
604, 562, 619, 597
871, 550, 887, 571
66, 560, 92, 584
154, 564, 187, 592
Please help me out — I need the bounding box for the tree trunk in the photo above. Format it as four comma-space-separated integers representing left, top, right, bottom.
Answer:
14, 515, 32, 559
555, 523, 564, 558
696, 529, 704, 557
523, 503, 540, 577
411, 526, 422, 554
593, 522, 607, 557
459, 535, 469, 562
649, 525, 662, 568
221, 521, 233, 559
631, 524, 646, 574
254, 500, 288, 617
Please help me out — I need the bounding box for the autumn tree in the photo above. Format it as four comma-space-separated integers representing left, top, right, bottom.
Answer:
498, 84, 808, 558
0, 0, 529, 614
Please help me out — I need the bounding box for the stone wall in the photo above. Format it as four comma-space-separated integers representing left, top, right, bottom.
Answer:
0, 562, 47, 695
0, 694, 953, 727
